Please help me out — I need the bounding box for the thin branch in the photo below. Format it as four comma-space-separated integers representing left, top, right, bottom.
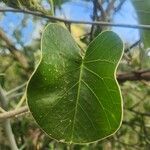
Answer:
0, 86, 19, 150
7, 92, 24, 100
0, 28, 29, 70
114, 0, 127, 13
0, 106, 29, 120
6, 82, 27, 96
1, 8, 150, 30
125, 39, 141, 52
117, 70, 150, 83
90, 0, 99, 41
15, 92, 26, 109
127, 108, 150, 117
129, 93, 147, 110
4, 120, 19, 150
97, 0, 106, 21
105, 0, 115, 17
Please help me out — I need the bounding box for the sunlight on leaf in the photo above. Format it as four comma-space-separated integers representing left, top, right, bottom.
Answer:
27, 24, 124, 144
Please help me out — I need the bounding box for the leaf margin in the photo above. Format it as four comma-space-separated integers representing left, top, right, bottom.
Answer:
25, 23, 124, 144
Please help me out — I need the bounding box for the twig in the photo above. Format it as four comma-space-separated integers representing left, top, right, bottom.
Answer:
105, 0, 115, 17
125, 39, 141, 52
15, 92, 26, 109
6, 82, 27, 96
1, 8, 150, 30
90, 0, 99, 41
0, 106, 29, 120
114, 0, 127, 12
127, 108, 150, 117
0, 28, 29, 70
117, 70, 150, 82
7, 92, 24, 100
129, 93, 147, 110
97, 0, 106, 21
0, 86, 19, 150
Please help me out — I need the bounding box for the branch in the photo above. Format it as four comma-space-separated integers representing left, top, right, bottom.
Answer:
97, 0, 106, 21
1, 8, 150, 30
125, 39, 141, 52
114, 0, 127, 13
127, 109, 150, 117
0, 106, 29, 120
6, 82, 27, 96
0, 28, 29, 70
105, 0, 115, 17
0, 86, 19, 150
90, 0, 99, 41
117, 70, 150, 83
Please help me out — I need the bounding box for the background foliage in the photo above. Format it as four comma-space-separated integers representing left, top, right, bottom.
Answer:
0, 0, 150, 150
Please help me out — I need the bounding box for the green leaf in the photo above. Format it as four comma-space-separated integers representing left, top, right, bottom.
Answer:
27, 24, 123, 144
132, 0, 150, 48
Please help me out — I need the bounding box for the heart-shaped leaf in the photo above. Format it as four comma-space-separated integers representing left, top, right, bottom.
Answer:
27, 24, 123, 144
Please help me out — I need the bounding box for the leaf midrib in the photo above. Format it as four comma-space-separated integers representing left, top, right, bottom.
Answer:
70, 60, 84, 142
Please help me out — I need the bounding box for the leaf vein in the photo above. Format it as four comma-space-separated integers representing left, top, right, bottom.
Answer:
78, 103, 97, 132
81, 79, 112, 130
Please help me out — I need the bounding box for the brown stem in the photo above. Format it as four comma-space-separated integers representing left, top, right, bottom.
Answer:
0, 8, 150, 30
0, 106, 29, 120
0, 28, 29, 70
0, 86, 19, 150
117, 70, 150, 83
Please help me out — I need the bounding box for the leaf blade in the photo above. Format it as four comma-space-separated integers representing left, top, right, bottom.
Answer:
27, 24, 123, 143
